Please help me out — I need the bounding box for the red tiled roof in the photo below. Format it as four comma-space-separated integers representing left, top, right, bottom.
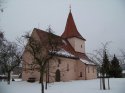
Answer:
32, 9, 91, 62
35, 28, 48, 40
34, 28, 61, 42
61, 11, 86, 41
33, 28, 89, 60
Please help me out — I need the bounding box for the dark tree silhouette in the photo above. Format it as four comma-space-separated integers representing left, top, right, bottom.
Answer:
0, 32, 22, 84
110, 55, 122, 78
0, 42, 22, 84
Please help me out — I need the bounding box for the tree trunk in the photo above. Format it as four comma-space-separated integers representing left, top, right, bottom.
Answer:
7, 71, 11, 85
39, 75, 41, 83
47, 61, 49, 83
102, 76, 106, 90
101, 74, 106, 90
108, 77, 110, 90
40, 72, 44, 93
100, 77, 102, 90
45, 61, 50, 90
45, 71, 48, 90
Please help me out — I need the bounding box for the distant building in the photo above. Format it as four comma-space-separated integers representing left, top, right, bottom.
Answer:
22, 9, 97, 82
122, 70, 125, 77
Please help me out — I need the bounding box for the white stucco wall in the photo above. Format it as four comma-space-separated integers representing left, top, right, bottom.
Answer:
68, 37, 85, 53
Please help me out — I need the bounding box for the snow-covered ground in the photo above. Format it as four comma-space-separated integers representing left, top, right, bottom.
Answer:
0, 78, 125, 93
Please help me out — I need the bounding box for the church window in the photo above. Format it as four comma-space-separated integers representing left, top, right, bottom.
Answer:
80, 72, 82, 77
58, 59, 61, 64
88, 66, 89, 73
67, 64, 69, 71
93, 66, 94, 73
58, 59, 61, 67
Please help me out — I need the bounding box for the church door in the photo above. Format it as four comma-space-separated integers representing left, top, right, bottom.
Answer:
55, 69, 60, 82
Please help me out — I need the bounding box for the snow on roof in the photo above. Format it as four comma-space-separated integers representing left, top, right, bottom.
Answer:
56, 49, 75, 57
80, 59, 95, 65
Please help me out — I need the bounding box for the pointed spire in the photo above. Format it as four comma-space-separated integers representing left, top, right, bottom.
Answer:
61, 8, 85, 40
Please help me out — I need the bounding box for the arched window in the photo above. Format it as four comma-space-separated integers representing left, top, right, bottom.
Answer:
67, 64, 69, 71
55, 69, 60, 82
80, 72, 82, 77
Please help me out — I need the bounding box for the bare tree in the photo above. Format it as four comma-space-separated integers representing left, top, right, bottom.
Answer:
88, 42, 111, 90
0, 31, 5, 74
23, 27, 63, 93
0, 39, 22, 84
0, 0, 6, 13
0, 31, 4, 46
121, 50, 125, 61
0, 0, 3, 12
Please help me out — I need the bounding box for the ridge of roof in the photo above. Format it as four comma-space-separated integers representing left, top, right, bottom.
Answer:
62, 38, 89, 60
34, 28, 61, 41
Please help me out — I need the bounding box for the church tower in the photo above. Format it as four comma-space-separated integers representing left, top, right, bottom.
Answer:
61, 9, 86, 53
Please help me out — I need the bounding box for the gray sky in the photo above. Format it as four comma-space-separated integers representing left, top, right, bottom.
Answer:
1, 0, 125, 55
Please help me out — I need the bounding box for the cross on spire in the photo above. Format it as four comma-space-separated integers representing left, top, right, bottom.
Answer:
69, 5, 71, 12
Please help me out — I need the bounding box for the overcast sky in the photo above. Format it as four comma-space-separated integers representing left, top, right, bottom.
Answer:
1, 0, 125, 55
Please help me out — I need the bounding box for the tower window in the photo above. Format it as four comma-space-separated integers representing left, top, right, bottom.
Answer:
81, 45, 82, 48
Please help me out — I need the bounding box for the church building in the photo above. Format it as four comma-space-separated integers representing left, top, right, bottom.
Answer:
22, 9, 97, 82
